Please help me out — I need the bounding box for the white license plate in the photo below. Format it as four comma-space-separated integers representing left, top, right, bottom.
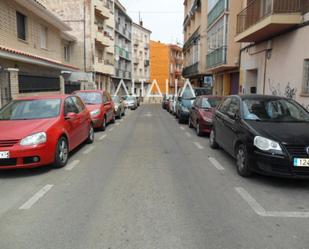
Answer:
294, 158, 309, 167
0, 151, 10, 159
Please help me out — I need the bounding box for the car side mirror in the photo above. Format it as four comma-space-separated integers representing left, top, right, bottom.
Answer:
65, 112, 77, 120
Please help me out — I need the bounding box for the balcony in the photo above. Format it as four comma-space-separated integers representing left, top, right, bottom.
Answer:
182, 62, 199, 78
208, 0, 226, 27
235, 0, 302, 42
94, 61, 115, 75
95, 31, 112, 47
94, 0, 110, 19
144, 60, 150, 67
206, 46, 226, 69
115, 69, 131, 79
133, 58, 139, 65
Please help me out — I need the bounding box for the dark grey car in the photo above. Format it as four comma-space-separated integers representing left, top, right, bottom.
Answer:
112, 95, 125, 118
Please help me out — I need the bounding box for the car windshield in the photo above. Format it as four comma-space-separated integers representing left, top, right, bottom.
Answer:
0, 99, 61, 120
181, 88, 195, 99
125, 96, 135, 101
243, 98, 309, 122
112, 96, 120, 103
182, 99, 194, 108
75, 92, 102, 105
202, 98, 222, 108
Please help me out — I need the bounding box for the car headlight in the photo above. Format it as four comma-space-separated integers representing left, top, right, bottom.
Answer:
114, 105, 119, 111
254, 136, 282, 153
20, 132, 47, 146
90, 109, 101, 117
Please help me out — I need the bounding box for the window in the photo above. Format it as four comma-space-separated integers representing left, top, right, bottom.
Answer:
303, 59, 309, 94
16, 12, 26, 40
64, 98, 79, 115
71, 96, 85, 113
103, 93, 108, 103
40, 25, 47, 49
64, 45, 70, 62
218, 97, 232, 114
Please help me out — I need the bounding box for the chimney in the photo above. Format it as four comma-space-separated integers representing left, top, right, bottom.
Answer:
140, 20, 143, 26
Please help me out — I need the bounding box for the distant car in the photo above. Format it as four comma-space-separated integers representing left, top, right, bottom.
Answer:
162, 95, 169, 110
74, 90, 115, 131
0, 95, 94, 169
211, 95, 309, 178
112, 95, 125, 118
175, 88, 195, 123
189, 95, 222, 136
123, 95, 138, 110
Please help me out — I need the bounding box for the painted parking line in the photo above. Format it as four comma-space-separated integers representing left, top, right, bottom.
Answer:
83, 146, 95, 155
65, 160, 80, 171
208, 157, 225, 171
185, 132, 191, 138
235, 187, 309, 218
180, 127, 185, 131
116, 123, 120, 126
99, 134, 107, 141
19, 185, 53, 210
119, 119, 124, 122
194, 142, 204, 150
108, 127, 114, 132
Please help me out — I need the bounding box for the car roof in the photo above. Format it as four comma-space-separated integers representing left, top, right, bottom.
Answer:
197, 95, 223, 99
74, 90, 104, 94
16, 94, 69, 100
228, 94, 288, 100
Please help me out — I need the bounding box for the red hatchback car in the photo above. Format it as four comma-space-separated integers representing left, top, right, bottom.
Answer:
189, 95, 222, 136
0, 95, 94, 169
74, 90, 115, 131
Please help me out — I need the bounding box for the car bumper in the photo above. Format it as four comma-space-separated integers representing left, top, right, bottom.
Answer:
251, 151, 309, 178
199, 120, 212, 134
0, 144, 55, 169
179, 111, 189, 121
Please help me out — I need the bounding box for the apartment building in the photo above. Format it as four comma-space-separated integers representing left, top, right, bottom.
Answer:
169, 44, 184, 93
132, 21, 151, 97
236, 0, 309, 109
206, 0, 242, 96
0, 0, 78, 107
183, 0, 210, 87
41, 0, 115, 93
112, 0, 132, 94
150, 41, 169, 95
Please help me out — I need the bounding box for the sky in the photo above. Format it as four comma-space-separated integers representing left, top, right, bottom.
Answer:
120, 0, 184, 45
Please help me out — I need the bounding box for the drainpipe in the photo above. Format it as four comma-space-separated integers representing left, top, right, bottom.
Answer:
84, 0, 87, 72
262, 51, 268, 94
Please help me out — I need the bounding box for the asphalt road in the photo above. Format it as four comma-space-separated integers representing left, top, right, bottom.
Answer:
1, 104, 309, 249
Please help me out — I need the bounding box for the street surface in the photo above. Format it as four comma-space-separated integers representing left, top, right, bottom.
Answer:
1, 104, 309, 249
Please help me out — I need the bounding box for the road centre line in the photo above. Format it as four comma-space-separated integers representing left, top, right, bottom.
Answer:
208, 157, 225, 170
65, 160, 80, 171
235, 187, 309, 218
83, 146, 94, 155
194, 142, 204, 150
19, 185, 53, 210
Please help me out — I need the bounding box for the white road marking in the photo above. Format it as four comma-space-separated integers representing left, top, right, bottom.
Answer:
83, 146, 94, 154
108, 127, 114, 132
185, 132, 191, 138
116, 123, 120, 126
235, 187, 309, 218
208, 157, 225, 170
19, 185, 53, 210
99, 134, 107, 141
180, 127, 185, 130
120, 119, 124, 122
145, 112, 152, 117
194, 142, 204, 150
65, 160, 80, 171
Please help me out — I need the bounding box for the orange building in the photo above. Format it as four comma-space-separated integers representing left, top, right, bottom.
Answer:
150, 40, 169, 94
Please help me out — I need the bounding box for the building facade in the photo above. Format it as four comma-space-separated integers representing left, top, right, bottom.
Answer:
0, 0, 78, 107
132, 21, 151, 97
41, 0, 115, 93
150, 40, 169, 95
112, 0, 132, 94
183, 0, 209, 87
206, 0, 242, 96
168, 44, 184, 94
236, 0, 309, 109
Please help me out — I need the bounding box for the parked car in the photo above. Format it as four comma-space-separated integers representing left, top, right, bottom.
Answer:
168, 95, 177, 114
210, 95, 309, 178
123, 95, 138, 110
162, 94, 169, 110
0, 95, 94, 169
176, 88, 195, 123
112, 95, 126, 118
74, 90, 115, 131
189, 95, 222, 136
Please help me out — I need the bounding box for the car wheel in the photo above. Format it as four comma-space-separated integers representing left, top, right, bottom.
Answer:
86, 124, 94, 144
178, 114, 182, 124
188, 118, 193, 128
101, 117, 106, 131
236, 144, 252, 177
111, 114, 116, 124
196, 121, 202, 136
53, 137, 69, 168
209, 129, 219, 149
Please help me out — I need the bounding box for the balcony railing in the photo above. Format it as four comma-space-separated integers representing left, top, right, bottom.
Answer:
237, 0, 302, 35
182, 62, 199, 77
208, 0, 226, 27
206, 46, 226, 69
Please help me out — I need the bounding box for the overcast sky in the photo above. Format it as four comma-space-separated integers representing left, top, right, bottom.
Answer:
120, 0, 184, 45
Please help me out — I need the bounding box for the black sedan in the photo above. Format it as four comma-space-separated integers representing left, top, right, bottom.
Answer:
210, 95, 309, 178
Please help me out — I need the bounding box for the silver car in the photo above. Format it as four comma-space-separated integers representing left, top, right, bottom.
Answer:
123, 95, 138, 110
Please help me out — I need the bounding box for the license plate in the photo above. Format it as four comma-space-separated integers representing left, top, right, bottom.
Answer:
294, 158, 309, 167
0, 151, 10, 159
